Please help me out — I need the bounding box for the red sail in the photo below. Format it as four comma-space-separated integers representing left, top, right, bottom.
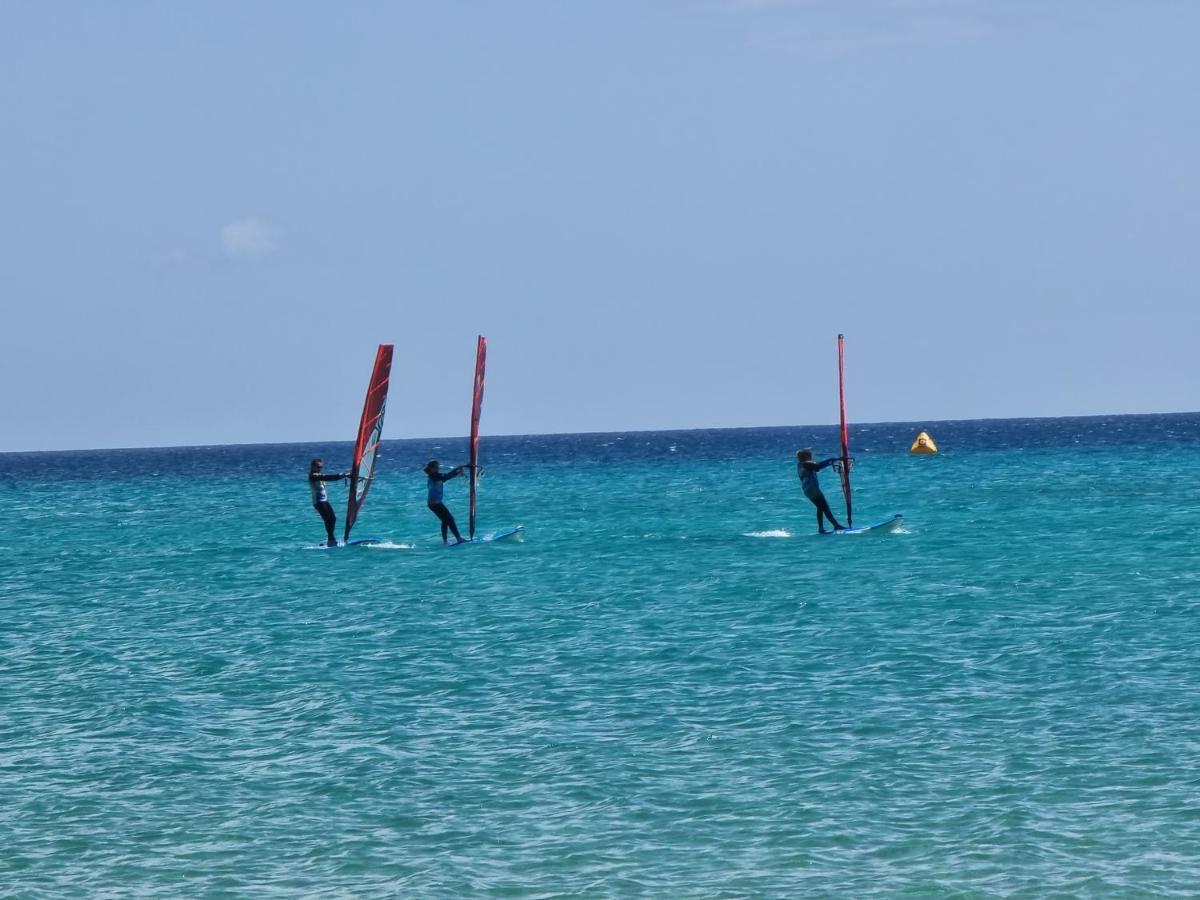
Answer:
837, 333, 853, 527
344, 344, 393, 542
468, 336, 487, 540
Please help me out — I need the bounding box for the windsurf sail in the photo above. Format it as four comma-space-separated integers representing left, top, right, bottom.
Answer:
344, 343, 394, 542
468, 335, 487, 540
836, 333, 853, 528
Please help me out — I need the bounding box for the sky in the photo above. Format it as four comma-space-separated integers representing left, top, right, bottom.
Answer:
2, 0, 1198, 452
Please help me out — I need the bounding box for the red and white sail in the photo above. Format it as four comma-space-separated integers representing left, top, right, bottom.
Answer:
344, 343, 393, 542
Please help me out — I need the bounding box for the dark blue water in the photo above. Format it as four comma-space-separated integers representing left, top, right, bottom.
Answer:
6, 412, 1198, 481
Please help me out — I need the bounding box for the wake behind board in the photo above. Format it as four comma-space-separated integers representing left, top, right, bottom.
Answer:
448, 525, 525, 548
824, 514, 903, 536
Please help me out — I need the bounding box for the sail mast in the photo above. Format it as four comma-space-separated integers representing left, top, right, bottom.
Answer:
344, 343, 393, 542
837, 333, 853, 528
468, 336, 487, 540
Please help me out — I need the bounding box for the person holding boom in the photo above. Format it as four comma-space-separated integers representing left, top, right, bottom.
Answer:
424, 458, 468, 544
796, 448, 845, 534
309, 458, 350, 547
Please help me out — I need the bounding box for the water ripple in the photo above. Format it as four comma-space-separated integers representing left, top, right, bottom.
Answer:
4, 427, 1200, 893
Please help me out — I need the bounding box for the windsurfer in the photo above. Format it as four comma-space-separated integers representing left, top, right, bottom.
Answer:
796, 448, 845, 534
425, 459, 467, 544
309, 458, 350, 546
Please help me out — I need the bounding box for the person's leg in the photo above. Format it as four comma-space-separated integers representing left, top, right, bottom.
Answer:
816, 494, 843, 531
430, 503, 448, 542
808, 496, 828, 533
432, 503, 463, 543
444, 507, 463, 542
316, 502, 337, 545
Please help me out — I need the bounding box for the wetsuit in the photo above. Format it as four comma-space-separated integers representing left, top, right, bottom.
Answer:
310, 472, 346, 544
799, 458, 844, 533
427, 467, 464, 543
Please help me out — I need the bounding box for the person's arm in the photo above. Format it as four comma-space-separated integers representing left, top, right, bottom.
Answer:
817, 458, 839, 470
313, 472, 350, 481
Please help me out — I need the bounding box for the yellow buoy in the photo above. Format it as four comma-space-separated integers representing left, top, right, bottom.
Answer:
910, 431, 937, 455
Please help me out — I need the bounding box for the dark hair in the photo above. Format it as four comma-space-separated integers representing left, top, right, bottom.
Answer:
310, 458, 323, 474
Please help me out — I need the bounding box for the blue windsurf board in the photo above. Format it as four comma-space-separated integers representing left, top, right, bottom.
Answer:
824, 514, 903, 536
313, 536, 384, 549
448, 525, 525, 547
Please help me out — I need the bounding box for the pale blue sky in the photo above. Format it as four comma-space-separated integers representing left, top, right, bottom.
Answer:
3, 1, 1197, 451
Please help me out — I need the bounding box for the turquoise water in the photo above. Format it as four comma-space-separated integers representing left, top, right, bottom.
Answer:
4, 415, 1200, 895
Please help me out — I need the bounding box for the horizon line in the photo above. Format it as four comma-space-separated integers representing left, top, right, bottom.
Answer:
4, 409, 1197, 456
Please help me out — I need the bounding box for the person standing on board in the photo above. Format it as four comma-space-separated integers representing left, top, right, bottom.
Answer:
309, 458, 350, 547
796, 448, 845, 534
424, 459, 467, 544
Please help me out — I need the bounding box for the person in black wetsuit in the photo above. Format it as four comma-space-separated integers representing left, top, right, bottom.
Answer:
796, 448, 845, 534
424, 458, 467, 544
309, 458, 350, 546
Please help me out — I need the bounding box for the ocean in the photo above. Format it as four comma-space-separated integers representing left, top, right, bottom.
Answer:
4, 414, 1200, 895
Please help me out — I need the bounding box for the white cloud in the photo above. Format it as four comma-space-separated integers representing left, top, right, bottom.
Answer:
220, 218, 280, 261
